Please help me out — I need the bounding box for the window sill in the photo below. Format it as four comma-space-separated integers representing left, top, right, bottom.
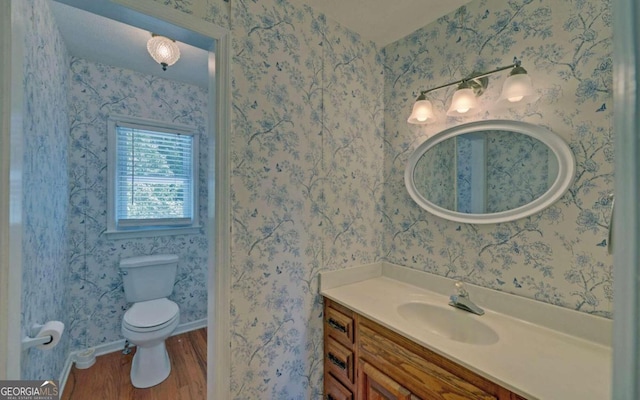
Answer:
104, 226, 203, 240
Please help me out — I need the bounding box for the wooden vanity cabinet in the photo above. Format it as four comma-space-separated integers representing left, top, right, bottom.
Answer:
323, 298, 527, 400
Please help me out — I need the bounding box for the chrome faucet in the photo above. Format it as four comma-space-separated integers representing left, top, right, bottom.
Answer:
449, 281, 484, 315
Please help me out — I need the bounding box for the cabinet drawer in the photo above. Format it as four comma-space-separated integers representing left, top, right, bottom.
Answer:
326, 337, 355, 385
325, 373, 353, 400
359, 324, 496, 400
325, 305, 354, 347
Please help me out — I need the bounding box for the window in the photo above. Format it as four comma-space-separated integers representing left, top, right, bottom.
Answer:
107, 116, 199, 238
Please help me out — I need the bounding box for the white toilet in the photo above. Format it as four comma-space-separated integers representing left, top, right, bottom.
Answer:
119, 254, 180, 388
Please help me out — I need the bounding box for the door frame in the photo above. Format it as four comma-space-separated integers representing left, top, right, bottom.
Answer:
612, 0, 640, 398
0, 0, 25, 380
109, 2, 232, 397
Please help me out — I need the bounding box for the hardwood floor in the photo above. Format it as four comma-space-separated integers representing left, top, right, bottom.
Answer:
62, 328, 207, 400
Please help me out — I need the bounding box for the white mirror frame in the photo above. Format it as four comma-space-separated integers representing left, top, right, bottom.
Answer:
404, 120, 576, 224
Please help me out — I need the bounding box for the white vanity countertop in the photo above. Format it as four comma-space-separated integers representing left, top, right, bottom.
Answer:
320, 263, 612, 400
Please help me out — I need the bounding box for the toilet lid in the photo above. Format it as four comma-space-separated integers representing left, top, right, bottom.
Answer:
124, 298, 179, 328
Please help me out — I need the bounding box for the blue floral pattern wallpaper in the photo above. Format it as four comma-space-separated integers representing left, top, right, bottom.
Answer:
229, 1, 382, 398
19, 0, 71, 380
384, 0, 613, 317
485, 131, 551, 212
413, 137, 456, 210
66, 58, 209, 350
456, 136, 476, 213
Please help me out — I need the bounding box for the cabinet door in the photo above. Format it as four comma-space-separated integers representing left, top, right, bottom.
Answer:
358, 360, 413, 400
359, 323, 497, 400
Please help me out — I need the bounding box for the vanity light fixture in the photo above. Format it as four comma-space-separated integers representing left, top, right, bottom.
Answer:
446, 78, 486, 117
497, 64, 535, 105
147, 34, 180, 71
407, 94, 435, 124
407, 60, 534, 124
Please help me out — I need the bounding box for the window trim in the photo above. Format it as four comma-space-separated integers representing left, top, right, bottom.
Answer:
106, 114, 200, 239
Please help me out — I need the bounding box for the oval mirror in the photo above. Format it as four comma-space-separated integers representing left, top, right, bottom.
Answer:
405, 120, 575, 224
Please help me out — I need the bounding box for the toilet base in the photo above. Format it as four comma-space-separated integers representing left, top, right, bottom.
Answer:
130, 341, 171, 388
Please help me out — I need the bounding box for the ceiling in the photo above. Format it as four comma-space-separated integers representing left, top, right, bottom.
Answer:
50, 1, 210, 88
50, 0, 472, 88
288, 0, 473, 46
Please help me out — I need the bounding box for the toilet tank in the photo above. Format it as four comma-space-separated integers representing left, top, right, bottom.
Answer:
119, 254, 179, 303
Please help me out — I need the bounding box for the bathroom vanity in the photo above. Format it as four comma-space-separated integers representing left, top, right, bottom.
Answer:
320, 264, 612, 400
324, 298, 525, 399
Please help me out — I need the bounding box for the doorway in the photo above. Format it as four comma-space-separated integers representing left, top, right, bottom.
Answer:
0, 0, 231, 398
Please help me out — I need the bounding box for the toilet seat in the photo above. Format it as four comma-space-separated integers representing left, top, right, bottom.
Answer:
123, 298, 179, 333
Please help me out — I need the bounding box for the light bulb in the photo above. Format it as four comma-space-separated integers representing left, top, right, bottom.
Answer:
407, 99, 435, 124
498, 70, 533, 106
147, 35, 181, 71
446, 87, 480, 116
158, 45, 171, 58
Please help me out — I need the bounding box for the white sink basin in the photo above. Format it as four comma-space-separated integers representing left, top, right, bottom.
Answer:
397, 301, 499, 345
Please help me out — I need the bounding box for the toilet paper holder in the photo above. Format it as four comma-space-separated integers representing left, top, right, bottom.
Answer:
21, 323, 62, 351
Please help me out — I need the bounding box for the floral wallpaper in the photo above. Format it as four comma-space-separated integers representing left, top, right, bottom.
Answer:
456, 135, 476, 213
485, 131, 551, 212
413, 136, 456, 210
19, 0, 71, 380
66, 58, 209, 350
229, 1, 382, 398
383, 0, 613, 318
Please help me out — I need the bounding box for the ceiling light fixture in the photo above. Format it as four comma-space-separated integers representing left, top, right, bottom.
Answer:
407, 60, 534, 124
147, 34, 180, 71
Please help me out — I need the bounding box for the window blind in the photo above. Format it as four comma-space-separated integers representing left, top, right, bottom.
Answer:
116, 125, 194, 227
